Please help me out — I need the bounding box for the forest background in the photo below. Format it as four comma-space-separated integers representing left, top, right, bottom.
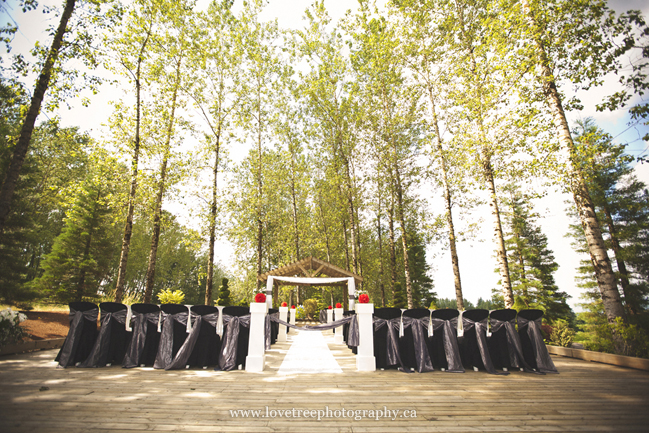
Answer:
1, 0, 648, 356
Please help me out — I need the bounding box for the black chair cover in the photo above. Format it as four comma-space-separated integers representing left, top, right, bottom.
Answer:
153, 304, 189, 369
217, 306, 250, 371
488, 309, 537, 373
165, 305, 221, 370
78, 302, 129, 368
430, 309, 464, 373
123, 303, 160, 368
268, 308, 279, 345
56, 302, 98, 368
318, 309, 327, 323
400, 309, 434, 373
373, 307, 404, 370
461, 309, 507, 375
518, 309, 558, 373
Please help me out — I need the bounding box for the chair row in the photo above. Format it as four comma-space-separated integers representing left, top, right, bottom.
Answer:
56, 302, 253, 371
368, 307, 557, 374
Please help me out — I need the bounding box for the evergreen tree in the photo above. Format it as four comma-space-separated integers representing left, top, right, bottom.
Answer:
31, 152, 123, 303
501, 188, 573, 323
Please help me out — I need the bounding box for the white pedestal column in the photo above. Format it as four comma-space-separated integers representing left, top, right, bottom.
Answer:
289, 308, 296, 326
278, 306, 288, 342
245, 302, 267, 372
334, 307, 344, 344
326, 309, 333, 324
355, 303, 375, 371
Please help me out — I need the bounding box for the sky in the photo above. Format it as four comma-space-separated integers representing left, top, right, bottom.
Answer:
2, 0, 648, 310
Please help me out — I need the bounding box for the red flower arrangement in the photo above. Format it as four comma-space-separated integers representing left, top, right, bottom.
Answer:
328, 305, 332, 309
335, 302, 342, 308
291, 305, 296, 309
281, 302, 288, 307
254, 293, 266, 303
358, 293, 369, 304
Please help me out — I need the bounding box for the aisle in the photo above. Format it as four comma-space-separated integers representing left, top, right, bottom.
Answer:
277, 330, 343, 375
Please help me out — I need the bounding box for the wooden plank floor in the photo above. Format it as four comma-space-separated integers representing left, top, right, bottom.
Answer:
1, 331, 648, 432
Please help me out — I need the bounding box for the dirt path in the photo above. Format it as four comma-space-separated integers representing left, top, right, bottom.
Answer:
19, 311, 69, 340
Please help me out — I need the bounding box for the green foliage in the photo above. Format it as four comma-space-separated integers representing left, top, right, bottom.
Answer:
303, 299, 318, 320
157, 289, 185, 305
499, 185, 573, 322
549, 319, 575, 347
295, 305, 306, 320
392, 282, 407, 309
215, 278, 231, 306
435, 297, 475, 310
0, 308, 27, 348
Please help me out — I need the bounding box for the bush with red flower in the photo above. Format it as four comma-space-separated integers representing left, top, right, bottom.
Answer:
328, 305, 332, 309
335, 302, 342, 308
281, 302, 287, 307
358, 293, 369, 304
254, 293, 266, 303
291, 305, 296, 309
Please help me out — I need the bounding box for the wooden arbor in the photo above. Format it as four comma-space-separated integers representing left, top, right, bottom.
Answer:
258, 257, 363, 309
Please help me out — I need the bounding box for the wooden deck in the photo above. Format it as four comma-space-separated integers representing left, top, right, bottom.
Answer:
1, 331, 648, 432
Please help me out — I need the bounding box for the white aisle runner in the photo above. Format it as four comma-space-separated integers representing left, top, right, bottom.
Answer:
277, 330, 343, 375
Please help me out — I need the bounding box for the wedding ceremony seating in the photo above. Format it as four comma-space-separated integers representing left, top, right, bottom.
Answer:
372, 307, 403, 369
429, 309, 464, 372
518, 309, 558, 373
400, 308, 433, 372
154, 304, 189, 369
79, 302, 129, 368
460, 309, 506, 375
122, 303, 160, 368
56, 301, 99, 367
219, 306, 251, 370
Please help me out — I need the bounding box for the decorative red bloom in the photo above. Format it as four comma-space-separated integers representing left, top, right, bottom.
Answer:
358, 293, 369, 304
335, 303, 342, 308
328, 305, 332, 309
281, 302, 287, 307
291, 305, 296, 309
254, 293, 266, 303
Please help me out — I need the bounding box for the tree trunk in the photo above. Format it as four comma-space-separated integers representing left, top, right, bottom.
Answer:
602, 201, 635, 314
388, 192, 397, 302
521, 0, 625, 324
483, 158, 514, 308
393, 164, 414, 309
205, 125, 221, 306
377, 175, 386, 307
114, 27, 152, 303
256, 87, 263, 292
143, 55, 182, 303
0, 0, 77, 235
427, 87, 464, 310
290, 148, 301, 260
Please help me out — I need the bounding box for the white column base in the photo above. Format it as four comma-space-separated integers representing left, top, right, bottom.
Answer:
334, 307, 344, 344
356, 355, 376, 371
245, 355, 265, 372
278, 306, 288, 342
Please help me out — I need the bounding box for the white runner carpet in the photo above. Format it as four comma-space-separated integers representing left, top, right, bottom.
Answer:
277, 330, 343, 375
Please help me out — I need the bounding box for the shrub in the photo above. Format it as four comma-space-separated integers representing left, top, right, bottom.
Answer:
303, 299, 318, 319
157, 289, 185, 305
0, 308, 27, 348
295, 305, 306, 320
215, 278, 231, 306
549, 319, 575, 347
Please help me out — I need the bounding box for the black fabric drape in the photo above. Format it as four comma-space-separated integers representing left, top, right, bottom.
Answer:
268, 315, 358, 346
56, 307, 98, 368
166, 311, 220, 370
518, 315, 558, 373
269, 309, 279, 345
430, 316, 464, 373
153, 310, 189, 369
401, 316, 434, 373
122, 310, 160, 368
78, 309, 128, 368
489, 316, 539, 373
461, 315, 508, 375
373, 317, 405, 371
217, 314, 251, 371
